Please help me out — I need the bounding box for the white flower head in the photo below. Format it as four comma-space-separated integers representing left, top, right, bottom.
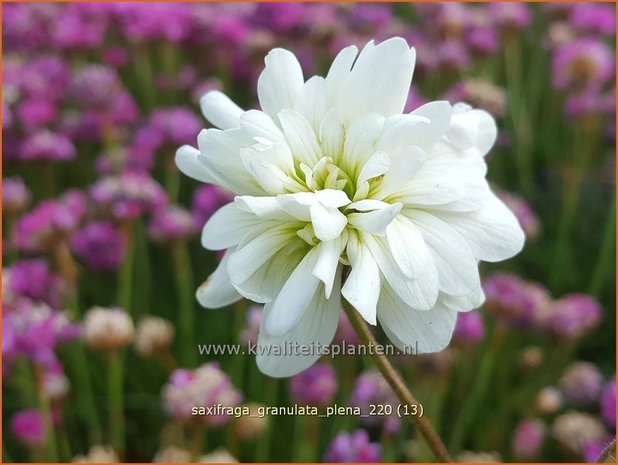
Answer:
177, 37, 525, 377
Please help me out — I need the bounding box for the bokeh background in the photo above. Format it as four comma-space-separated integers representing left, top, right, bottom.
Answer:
2, 2, 616, 463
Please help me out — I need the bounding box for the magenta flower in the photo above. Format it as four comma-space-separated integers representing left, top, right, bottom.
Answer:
71, 221, 126, 272
512, 419, 546, 460
20, 130, 76, 162
289, 362, 337, 407
552, 38, 614, 92
2, 177, 31, 215
548, 294, 602, 340
559, 362, 603, 406
453, 311, 485, 347
162, 362, 242, 426
600, 377, 616, 427
90, 172, 167, 220
489, 2, 532, 31
4, 299, 80, 369
10, 409, 46, 448
191, 184, 234, 225
147, 205, 197, 243
15, 192, 86, 253
324, 429, 381, 463
349, 371, 399, 434
4, 259, 65, 308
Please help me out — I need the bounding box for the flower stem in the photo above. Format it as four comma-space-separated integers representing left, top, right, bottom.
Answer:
171, 242, 196, 366
342, 300, 452, 463
108, 350, 125, 458
117, 222, 135, 314
588, 195, 615, 296
34, 364, 59, 462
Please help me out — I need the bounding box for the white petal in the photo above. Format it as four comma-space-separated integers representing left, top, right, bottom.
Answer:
228, 225, 297, 285
362, 232, 438, 310
264, 247, 321, 337
257, 48, 304, 118
278, 109, 322, 166
405, 210, 481, 297
338, 38, 416, 122
239, 110, 284, 142
234, 195, 293, 220
348, 203, 402, 236
348, 199, 391, 211
446, 104, 496, 157
439, 288, 485, 312
341, 113, 385, 173
384, 215, 434, 279
342, 232, 380, 324
357, 151, 391, 185
314, 189, 351, 208
312, 233, 346, 298
319, 109, 345, 164
376, 114, 430, 154
309, 202, 348, 241
175, 145, 216, 184
200, 91, 243, 130
408, 101, 453, 151
197, 128, 263, 195
395, 154, 489, 212
196, 253, 242, 308
234, 240, 308, 303
325, 45, 359, 101
256, 266, 342, 377
240, 149, 287, 195
275, 193, 313, 221
373, 146, 426, 200
201, 203, 258, 250
293, 76, 328, 133
434, 192, 525, 262
378, 284, 457, 354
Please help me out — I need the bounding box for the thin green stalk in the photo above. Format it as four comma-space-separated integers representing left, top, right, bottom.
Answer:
342, 300, 452, 462
117, 223, 135, 314
133, 45, 156, 111
189, 424, 205, 461
504, 33, 534, 195
172, 242, 196, 366
34, 365, 59, 462
588, 195, 616, 296
108, 350, 125, 458
255, 378, 278, 462
449, 322, 506, 454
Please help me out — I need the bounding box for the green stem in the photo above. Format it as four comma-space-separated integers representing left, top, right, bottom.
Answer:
117, 222, 135, 314
504, 33, 533, 195
189, 424, 205, 461
172, 242, 196, 366
588, 195, 615, 296
342, 300, 452, 462
449, 322, 506, 454
255, 378, 278, 462
34, 365, 59, 462
108, 350, 125, 458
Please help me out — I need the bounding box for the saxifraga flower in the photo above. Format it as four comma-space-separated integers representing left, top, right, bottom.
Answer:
177, 37, 524, 377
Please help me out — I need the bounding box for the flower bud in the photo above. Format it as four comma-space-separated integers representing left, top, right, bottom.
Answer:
535, 387, 563, 415
518, 346, 544, 371
134, 315, 175, 356
553, 411, 608, 455
83, 306, 134, 351
72, 445, 119, 462
233, 403, 268, 440
152, 446, 192, 462
200, 448, 237, 463
559, 361, 603, 406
